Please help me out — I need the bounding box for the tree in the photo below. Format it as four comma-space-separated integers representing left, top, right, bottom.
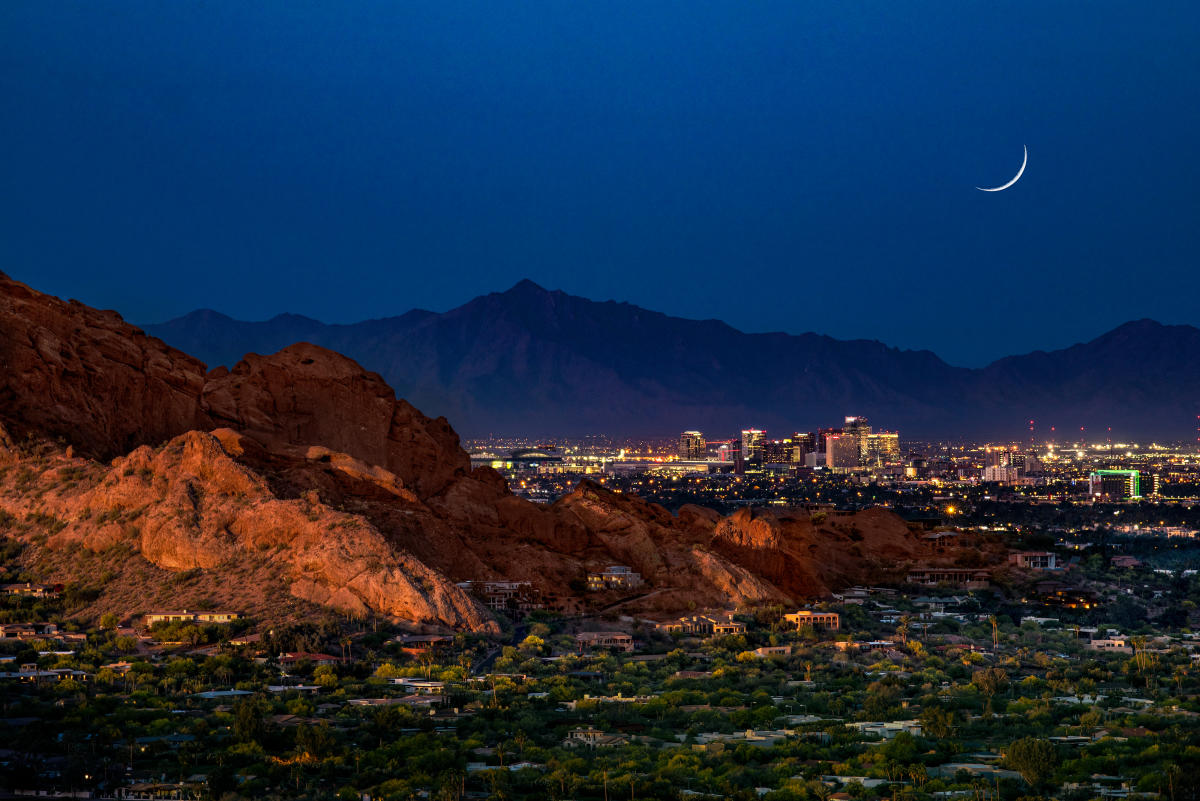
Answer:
233, 697, 268, 743
1004, 737, 1058, 789
295, 723, 334, 758
314, 664, 339, 687
971, 667, 1008, 715
919, 705, 954, 740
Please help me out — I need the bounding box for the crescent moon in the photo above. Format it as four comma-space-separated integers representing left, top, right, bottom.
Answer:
977, 145, 1027, 192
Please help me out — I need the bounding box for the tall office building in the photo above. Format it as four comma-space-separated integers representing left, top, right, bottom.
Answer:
843, 416, 871, 439
825, 434, 861, 470
763, 439, 792, 463
862, 432, 900, 465
678, 430, 706, 461
817, 427, 843, 455
843, 416, 872, 462
1089, 470, 1141, 499
790, 432, 815, 464
740, 429, 766, 466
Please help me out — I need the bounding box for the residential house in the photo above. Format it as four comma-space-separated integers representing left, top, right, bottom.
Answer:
848, 720, 923, 740
906, 568, 991, 589
784, 610, 841, 631
457, 580, 545, 614
278, 652, 344, 667
1008, 551, 1059, 570
586, 565, 644, 591
144, 610, 242, 625
562, 727, 629, 748
575, 632, 634, 653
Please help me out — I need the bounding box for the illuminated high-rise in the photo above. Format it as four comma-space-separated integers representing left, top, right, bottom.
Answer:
740, 429, 766, 466
825, 434, 860, 470
678, 430, 706, 461
1088, 469, 1140, 499
862, 432, 900, 465
843, 416, 872, 462
790, 432, 815, 463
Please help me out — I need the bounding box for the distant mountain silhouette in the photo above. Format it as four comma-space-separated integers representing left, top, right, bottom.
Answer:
144, 281, 1200, 440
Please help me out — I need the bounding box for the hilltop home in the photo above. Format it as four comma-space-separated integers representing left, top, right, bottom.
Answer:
144, 610, 242, 625
586, 565, 644, 591
784, 610, 841, 631
906, 568, 991, 589
0, 622, 59, 640
395, 634, 453, 656
575, 631, 634, 653
656, 612, 746, 636
456, 580, 545, 614
1, 582, 61, 598
1007, 551, 1059, 570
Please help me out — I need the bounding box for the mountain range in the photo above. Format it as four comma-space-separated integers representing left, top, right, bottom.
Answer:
0, 270, 963, 630
144, 280, 1200, 441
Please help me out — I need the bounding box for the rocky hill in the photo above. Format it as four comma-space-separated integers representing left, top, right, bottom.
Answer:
0, 271, 954, 631
145, 279, 1200, 440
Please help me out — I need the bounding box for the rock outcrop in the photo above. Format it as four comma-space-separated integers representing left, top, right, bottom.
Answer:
0, 272, 206, 459
0, 430, 495, 630
201, 344, 469, 499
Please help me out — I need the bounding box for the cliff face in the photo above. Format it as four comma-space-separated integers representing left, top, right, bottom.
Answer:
0, 272, 206, 459
200, 344, 470, 499
710, 506, 925, 597
0, 272, 942, 630
0, 430, 493, 629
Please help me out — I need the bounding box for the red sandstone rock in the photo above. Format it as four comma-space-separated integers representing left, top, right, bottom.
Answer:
0, 273, 206, 458
200, 343, 470, 499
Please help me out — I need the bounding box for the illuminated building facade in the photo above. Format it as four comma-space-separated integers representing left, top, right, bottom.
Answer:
740, 429, 766, 466
1088, 469, 1141, 499
763, 439, 792, 463
862, 432, 900, 465
825, 434, 860, 470
678, 430, 706, 460
791, 432, 815, 463
784, 610, 841, 631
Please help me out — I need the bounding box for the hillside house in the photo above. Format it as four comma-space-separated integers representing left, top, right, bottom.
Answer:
784, 610, 841, 631
0, 622, 59, 640
278, 652, 344, 667
457, 580, 545, 614
906, 568, 991, 589
575, 631, 634, 653
1008, 551, 1059, 570
144, 610, 242, 625
586, 565, 644, 591
1, 582, 61, 598
656, 612, 746, 636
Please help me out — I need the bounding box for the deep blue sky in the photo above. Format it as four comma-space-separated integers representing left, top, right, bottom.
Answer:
2, 2, 1198, 365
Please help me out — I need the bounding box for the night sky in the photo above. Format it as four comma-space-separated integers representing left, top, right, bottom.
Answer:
2, 2, 1198, 366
